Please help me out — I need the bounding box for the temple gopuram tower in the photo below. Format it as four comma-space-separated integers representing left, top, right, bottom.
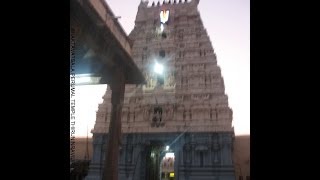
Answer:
86, 0, 235, 179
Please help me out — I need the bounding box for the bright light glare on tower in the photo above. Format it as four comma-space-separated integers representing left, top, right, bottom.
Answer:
154, 62, 164, 75
160, 24, 164, 32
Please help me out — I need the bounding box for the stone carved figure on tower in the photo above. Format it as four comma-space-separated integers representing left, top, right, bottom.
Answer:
152, 106, 163, 127
203, 94, 210, 100
175, 105, 184, 121
176, 95, 184, 102
191, 94, 198, 101
193, 64, 199, 71
164, 104, 174, 121
199, 75, 205, 86
145, 73, 150, 88
143, 105, 152, 121
164, 72, 175, 88
145, 72, 156, 89
134, 105, 143, 122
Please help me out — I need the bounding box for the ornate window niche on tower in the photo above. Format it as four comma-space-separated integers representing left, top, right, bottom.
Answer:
152, 106, 163, 127
159, 50, 166, 58
178, 51, 185, 59
146, 37, 151, 43
153, 50, 165, 86
142, 54, 147, 64
159, 10, 170, 38
157, 74, 164, 86
178, 33, 184, 41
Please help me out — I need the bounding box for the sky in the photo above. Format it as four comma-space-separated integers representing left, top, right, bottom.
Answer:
73, 0, 250, 138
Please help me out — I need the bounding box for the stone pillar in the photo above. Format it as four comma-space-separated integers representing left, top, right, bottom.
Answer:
103, 66, 125, 180
174, 143, 180, 180
133, 143, 144, 180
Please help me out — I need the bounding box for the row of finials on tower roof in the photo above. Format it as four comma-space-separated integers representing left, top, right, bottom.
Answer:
147, 0, 190, 7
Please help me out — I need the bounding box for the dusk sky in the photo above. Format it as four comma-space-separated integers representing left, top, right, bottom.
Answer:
74, 0, 250, 137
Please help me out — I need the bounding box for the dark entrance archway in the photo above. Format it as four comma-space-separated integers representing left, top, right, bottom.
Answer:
145, 141, 165, 180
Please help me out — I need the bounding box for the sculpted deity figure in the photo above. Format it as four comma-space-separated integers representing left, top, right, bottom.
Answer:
143, 105, 151, 121
145, 73, 151, 88
200, 63, 204, 70
203, 94, 209, 100
164, 105, 174, 121
199, 75, 205, 84
135, 105, 143, 121
166, 73, 175, 87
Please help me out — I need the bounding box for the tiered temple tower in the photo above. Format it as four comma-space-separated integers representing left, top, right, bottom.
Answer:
86, 0, 235, 179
